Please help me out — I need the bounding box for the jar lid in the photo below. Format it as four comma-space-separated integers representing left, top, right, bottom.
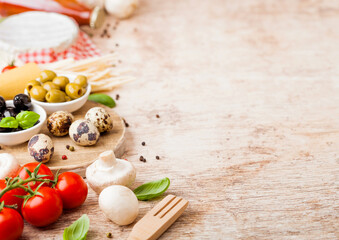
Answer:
90, 7, 105, 29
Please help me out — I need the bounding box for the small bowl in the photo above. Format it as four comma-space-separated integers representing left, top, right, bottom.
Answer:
0, 101, 47, 146
24, 74, 91, 115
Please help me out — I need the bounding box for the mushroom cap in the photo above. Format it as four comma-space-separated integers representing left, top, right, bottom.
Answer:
0, 153, 20, 179
86, 150, 136, 194
99, 185, 139, 225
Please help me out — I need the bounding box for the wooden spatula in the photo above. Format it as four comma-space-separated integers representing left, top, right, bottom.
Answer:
128, 195, 189, 240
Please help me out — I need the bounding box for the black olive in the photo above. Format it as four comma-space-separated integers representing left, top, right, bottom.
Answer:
11, 126, 23, 132
4, 107, 20, 118
0, 96, 6, 112
13, 94, 32, 111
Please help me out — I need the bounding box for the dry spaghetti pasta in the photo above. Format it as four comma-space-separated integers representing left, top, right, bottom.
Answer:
40, 54, 134, 92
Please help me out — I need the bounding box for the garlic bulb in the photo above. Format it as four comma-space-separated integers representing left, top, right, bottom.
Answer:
77, 0, 105, 9
105, 0, 139, 19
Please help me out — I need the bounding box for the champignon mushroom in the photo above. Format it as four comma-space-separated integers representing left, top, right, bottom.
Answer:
99, 185, 139, 225
86, 150, 136, 194
0, 153, 20, 179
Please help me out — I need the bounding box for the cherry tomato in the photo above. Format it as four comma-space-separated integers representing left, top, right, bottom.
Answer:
55, 172, 88, 209
0, 180, 26, 213
1, 65, 16, 73
17, 162, 54, 189
22, 187, 63, 227
0, 207, 24, 240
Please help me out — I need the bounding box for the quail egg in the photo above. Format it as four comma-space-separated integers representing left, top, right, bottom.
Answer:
28, 134, 54, 163
47, 111, 74, 136
69, 119, 100, 146
85, 107, 113, 133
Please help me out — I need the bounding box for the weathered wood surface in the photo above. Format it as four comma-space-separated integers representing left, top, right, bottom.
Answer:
23, 0, 339, 239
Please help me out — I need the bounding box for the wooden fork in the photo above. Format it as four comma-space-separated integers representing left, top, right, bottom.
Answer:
128, 195, 189, 240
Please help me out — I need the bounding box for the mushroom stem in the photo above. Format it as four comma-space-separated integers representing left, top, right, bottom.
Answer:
96, 151, 117, 170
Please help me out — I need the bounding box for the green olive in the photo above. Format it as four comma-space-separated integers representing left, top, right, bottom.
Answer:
39, 70, 57, 83
65, 83, 86, 100
42, 81, 60, 91
65, 96, 71, 102
45, 89, 67, 103
26, 80, 41, 92
53, 76, 70, 91
30, 86, 47, 102
74, 75, 88, 88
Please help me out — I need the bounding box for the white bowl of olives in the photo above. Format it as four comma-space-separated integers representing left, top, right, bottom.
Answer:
24, 71, 91, 114
0, 96, 47, 146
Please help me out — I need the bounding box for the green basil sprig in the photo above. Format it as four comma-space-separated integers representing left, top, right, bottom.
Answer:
88, 93, 116, 108
0, 111, 40, 130
63, 214, 90, 240
16, 111, 40, 129
0, 117, 18, 128
133, 177, 170, 201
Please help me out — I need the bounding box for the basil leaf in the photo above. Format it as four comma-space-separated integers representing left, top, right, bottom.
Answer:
88, 94, 116, 108
0, 117, 18, 129
63, 214, 90, 240
133, 177, 170, 201
16, 111, 40, 130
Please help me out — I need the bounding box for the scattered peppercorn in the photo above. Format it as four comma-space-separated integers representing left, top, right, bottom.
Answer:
62, 155, 68, 160
123, 118, 129, 127
142, 141, 146, 146
156, 114, 160, 118
118, 60, 122, 64
69, 146, 75, 151
139, 156, 146, 162
156, 156, 160, 160
66, 145, 70, 150
106, 232, 112, 238
116, 94, 120, 100
115, 43, 119, 47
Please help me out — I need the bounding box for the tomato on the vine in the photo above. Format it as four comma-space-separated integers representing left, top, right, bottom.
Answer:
0, 180, 26, 213
0, 206, 24, 240
17, 162, 54, 188
55, 172, 88, 209
22, 187, 63, 227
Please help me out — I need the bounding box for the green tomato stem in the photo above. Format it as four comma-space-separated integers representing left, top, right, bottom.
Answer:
0, 177, 53, 199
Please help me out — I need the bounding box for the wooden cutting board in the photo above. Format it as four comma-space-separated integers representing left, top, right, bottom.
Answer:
2, 101, 126, 175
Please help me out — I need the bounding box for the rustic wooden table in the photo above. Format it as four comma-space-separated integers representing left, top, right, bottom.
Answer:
23, 0, 339, 239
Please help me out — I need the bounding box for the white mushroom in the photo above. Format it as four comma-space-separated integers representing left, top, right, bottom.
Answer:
104, 0, 139, 19
0, 153, 20, 179
86, 150, 136, 194
99, 185, 139, 225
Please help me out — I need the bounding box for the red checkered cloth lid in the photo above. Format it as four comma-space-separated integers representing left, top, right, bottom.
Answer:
18, 31, 100, 64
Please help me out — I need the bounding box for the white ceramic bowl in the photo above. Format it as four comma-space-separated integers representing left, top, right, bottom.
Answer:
24, 75, 91, 115
0, 101, 47, 146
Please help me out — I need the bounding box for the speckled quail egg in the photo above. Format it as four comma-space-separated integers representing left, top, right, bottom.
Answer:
85, 107, 113, 133
69, 119, 100, 146
28, 134, 54, 163
47, 111, 74, 137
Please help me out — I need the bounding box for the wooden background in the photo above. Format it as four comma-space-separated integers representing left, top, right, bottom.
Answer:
23, 0, 339, 239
